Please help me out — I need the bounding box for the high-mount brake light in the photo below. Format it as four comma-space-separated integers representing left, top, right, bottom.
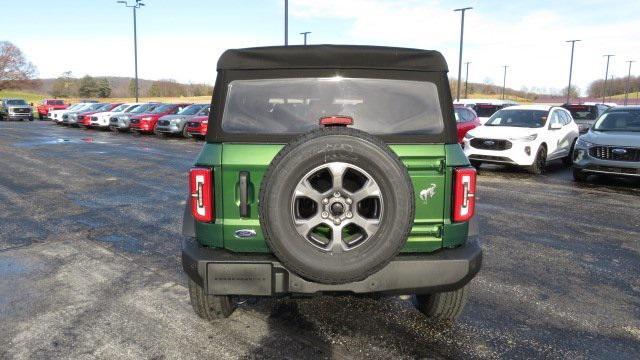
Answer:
320, 116, 353, 127
453, 167, 476, 222
189, 167, 214, 222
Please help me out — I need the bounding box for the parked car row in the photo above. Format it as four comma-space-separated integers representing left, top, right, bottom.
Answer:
462, 104, 639, 183
43, 100, 210, 139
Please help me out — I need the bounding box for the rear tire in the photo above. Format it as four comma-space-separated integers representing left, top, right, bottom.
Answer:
182, 126, 192, 139
527, 146, 546, 175
415, 285, 468, 321
572, 168, 588, 182
188, 279, 236, 320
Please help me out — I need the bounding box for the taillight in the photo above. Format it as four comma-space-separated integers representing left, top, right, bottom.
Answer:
453, 167, 476, 222
189, 167, 214, 222
320, 116, 353, 127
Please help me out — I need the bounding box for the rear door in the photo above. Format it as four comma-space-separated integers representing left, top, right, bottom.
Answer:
219, 143, 447, 253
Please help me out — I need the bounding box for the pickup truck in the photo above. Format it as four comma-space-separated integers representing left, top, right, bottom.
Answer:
37, 99, 68, 120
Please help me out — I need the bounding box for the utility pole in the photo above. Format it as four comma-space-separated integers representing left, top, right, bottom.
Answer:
300, 31, 311, 45
624, 60, 635, 106
501, 65, 509, 100
464, 61, 471, 99
117, 0, 145, 102
602, 54, 614, 104
284, 0, 288, 46
565, 40, 580, 104
454, 7, 472, 102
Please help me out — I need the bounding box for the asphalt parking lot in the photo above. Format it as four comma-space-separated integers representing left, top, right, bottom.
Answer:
1, 121, 639, 359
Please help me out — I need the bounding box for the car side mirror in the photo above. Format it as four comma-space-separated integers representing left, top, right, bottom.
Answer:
549, 122, 562, 130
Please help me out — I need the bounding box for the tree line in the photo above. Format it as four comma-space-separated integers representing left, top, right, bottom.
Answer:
587, 75, 640, 98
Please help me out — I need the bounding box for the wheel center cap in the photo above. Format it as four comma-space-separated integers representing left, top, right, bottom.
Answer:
330, 202, 345, 216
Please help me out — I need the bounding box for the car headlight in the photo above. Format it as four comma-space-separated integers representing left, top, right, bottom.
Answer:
576, 138, 594, 148
509, 134, 537, 142
464, 132, 474, 139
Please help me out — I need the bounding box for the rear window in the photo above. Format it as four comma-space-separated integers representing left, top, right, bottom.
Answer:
47, 100, 65, 105
221, 77, 444, 135
562, 105, 598, 120
474, 104, 500, 118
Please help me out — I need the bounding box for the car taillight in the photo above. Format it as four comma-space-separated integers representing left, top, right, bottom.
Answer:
453, 167, 476, 222
189, 167, 214, 222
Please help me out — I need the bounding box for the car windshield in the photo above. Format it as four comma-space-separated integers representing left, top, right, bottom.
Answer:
222, 77, 444, 135
151, 104, 175, 114
110, 104, 128, 112
124, 104, 140, 113
88, 103, 108, 111
474, 104, 501, 118
197, 106, 210, 116
593, 110, 640, 132
563, 105, 597, 121
47, 100, 65, 105
6, 99, 27, 106
130, 103, 158, 114
177, 104, 204, 115
485, 109, 548, 128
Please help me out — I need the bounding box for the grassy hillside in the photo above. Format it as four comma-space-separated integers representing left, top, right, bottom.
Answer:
0, 90, 46, 105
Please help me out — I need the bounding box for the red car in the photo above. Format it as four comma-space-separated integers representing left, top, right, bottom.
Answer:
185, 115, 208, 139
37, 99, 68, 120
454, 105, 480, 143
78, 103, 122, 128
129, 103, 191, 134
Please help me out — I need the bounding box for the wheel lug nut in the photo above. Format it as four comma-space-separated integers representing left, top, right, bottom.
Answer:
322, 198, 329, 205
321, 211, 329, 219
345, 198, 352, 205
346, 212, 353, 218
333, 192, 341, 198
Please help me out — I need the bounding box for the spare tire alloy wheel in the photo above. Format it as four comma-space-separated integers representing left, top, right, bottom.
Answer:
260, 127, 415, 285
292, 162, 383, 253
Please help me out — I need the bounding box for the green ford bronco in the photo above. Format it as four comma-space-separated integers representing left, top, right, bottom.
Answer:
182, 45, 481, 321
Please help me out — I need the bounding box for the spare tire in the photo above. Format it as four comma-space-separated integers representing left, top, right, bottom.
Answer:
259, 127, 414, 284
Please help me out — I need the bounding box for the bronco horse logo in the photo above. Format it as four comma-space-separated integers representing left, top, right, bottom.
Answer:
419, 184, 437, 202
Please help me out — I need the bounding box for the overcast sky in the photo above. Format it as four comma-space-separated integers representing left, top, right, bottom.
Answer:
2, 0, 639, 95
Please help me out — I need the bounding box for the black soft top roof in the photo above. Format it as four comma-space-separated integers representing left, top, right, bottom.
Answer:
217, 45, 448, 72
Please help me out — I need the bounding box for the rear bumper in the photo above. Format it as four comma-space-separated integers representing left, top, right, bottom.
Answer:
182, 236, 482, 296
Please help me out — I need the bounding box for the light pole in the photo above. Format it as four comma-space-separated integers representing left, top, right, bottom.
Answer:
565, 40, 580, 104
624, 60, 635, 106
602, 54, 614, 104
454, 7, 472, 102
501, 65, 509, 100
300, 31, 311, 45
284, 0, 288, 46
464, 61, 471, 99
117, 0, 145, 102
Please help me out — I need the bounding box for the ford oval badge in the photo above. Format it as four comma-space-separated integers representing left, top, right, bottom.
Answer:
234, 229, 257, 238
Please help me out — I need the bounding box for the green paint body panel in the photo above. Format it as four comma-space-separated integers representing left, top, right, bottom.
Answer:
192, 142, 470, 253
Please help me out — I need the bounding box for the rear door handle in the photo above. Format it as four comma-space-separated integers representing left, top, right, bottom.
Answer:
239, 171, 249, 218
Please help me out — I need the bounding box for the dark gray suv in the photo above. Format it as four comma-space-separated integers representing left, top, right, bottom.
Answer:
572, 106, 640, 181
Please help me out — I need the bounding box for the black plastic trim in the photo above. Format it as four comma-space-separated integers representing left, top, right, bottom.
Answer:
182, 236, 482, 295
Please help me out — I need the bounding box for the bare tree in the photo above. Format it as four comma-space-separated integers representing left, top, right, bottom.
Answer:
0, 41, 37, 91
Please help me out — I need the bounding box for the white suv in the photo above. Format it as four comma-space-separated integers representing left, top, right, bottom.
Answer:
463, 105, 579, 174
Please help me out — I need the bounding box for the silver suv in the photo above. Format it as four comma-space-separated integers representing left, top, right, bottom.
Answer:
0, 98, 33, 121
572, 106, 640, 181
